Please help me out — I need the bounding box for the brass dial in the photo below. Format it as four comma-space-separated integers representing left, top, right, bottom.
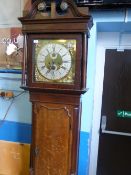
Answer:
34, 39, 76, 84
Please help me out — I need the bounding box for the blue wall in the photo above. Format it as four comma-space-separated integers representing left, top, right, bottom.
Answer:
78, 132, 90, 175
0, 120, 31, 143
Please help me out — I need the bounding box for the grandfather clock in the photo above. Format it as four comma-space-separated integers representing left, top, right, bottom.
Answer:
19, 0, 92, 174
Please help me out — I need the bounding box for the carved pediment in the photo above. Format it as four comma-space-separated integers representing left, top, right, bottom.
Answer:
23, 0, 90, 19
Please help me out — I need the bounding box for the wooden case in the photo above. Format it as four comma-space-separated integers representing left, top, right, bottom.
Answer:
19, 1, 92, 174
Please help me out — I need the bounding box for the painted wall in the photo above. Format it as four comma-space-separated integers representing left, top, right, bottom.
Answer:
89, 9, 131, 175
1, 1, 131, 174
0, 74, 31, 124
0, 1, 32, 174
0, 0, 32, 138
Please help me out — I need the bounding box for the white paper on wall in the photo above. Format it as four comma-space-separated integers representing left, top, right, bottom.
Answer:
0, 0, 22, 26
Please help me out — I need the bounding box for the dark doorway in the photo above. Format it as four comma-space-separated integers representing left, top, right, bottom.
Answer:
97, 49, 131, 175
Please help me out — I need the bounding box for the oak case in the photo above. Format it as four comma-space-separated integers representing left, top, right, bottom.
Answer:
19, 0, 92, 174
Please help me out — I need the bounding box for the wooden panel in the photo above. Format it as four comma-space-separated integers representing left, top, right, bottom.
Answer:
30, 92, 81, 105
30, 93, 81, 175
32, 103, 72, 175
0, 140, 30, 175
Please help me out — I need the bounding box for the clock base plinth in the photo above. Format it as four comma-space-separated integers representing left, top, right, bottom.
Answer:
30, 92, 82, 175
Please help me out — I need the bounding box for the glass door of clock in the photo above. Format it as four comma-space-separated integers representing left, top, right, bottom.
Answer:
97, 49, 131, 175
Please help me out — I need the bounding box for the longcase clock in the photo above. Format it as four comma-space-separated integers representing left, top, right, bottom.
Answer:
19, 0, 92, 175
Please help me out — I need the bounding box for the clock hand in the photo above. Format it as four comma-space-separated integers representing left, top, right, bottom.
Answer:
61, 66, 67, 70
41, 65, 45, 70
51, 61, 57, 70
45, 61, 52, 74
46, 61, 56, 75
46, 69, 51, 75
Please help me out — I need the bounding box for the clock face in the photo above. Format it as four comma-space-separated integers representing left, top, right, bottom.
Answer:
33, 39, 76, 84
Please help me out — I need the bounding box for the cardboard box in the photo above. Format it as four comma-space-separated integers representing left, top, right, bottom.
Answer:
0, 140, 30, 175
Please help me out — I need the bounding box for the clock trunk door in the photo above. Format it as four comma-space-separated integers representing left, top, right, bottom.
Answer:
32, 102, 72, 175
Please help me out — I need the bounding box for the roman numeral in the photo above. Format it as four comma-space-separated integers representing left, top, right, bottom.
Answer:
63, 60, 71, 63
61, 52, 68, 57
52, 44, 56, 52
46, 69, 51, 74
61, 66, 67, 70
41, 66, 45, 70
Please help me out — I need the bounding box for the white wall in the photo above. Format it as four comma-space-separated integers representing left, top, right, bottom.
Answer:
0, 0, 23, 28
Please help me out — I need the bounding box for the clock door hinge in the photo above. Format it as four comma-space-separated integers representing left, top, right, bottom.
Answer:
34, 146, 39, 157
